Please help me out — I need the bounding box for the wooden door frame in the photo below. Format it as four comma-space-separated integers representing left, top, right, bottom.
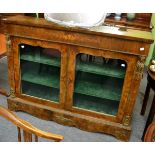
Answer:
12, 36, 68, 109
66, 45, 137, 123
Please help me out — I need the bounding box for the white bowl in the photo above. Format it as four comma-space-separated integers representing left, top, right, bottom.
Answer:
149, 65, 155, 73
151, 59, 155, 65
44, 13, 107, 28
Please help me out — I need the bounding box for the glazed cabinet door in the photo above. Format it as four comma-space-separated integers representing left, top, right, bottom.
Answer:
12, 37, 68, 108
66, 46, 137, 122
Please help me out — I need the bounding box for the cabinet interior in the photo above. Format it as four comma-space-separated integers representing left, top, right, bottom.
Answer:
73, 54, 127, 116
19, 44, 61, 103
19, 44, 127, 116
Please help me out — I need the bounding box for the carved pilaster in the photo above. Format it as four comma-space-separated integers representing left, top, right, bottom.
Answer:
134, 56, 146, 80
123, 115, 131, 126
10, 88, 15, 98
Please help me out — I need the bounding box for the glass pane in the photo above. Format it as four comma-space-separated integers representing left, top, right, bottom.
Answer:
73, 54, 127, 116
19, 44, 61, 103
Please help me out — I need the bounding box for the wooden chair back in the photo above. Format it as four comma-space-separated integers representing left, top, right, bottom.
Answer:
0, 105, 64, 142
144, 122, 155, 142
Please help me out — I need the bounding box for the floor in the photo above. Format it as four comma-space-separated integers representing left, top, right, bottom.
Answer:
0, 56, 154, 142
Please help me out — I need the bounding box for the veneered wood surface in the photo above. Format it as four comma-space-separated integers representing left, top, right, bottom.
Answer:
66, 45, 137, 123
3, 15, 153, 141
2, 21, 153, 56
2, 16, 153, 43
12, 37, 68, 109
8, 97, 131, 141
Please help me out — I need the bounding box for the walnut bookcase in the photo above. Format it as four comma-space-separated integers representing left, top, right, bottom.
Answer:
2, 16, 153, 141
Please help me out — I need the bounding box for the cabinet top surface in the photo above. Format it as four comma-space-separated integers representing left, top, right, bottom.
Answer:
2, 15, 153, 43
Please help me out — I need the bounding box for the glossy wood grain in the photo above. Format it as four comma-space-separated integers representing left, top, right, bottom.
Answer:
3, 16, 153, 141
12, 37, 68, 109
0, 34, 6, 56
2, 16, 153, 42
144, 122, 155, 142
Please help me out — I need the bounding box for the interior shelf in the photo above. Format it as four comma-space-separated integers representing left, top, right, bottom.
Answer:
22, 81, 59, 102
22, 67, 122, 102
20, 58, 60, 102
20, 52, 61, 67
74, 72, 123, 101
76, 59, 126, 79
73, 94, 119, 115
21, 64, 60, 89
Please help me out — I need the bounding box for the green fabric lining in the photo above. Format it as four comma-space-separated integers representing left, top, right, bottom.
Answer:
73, 93, 119, 115
76, 59, 126, 79
20, 51, 61, 67
22, 81, 59, 103
74, 72, 124, 101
